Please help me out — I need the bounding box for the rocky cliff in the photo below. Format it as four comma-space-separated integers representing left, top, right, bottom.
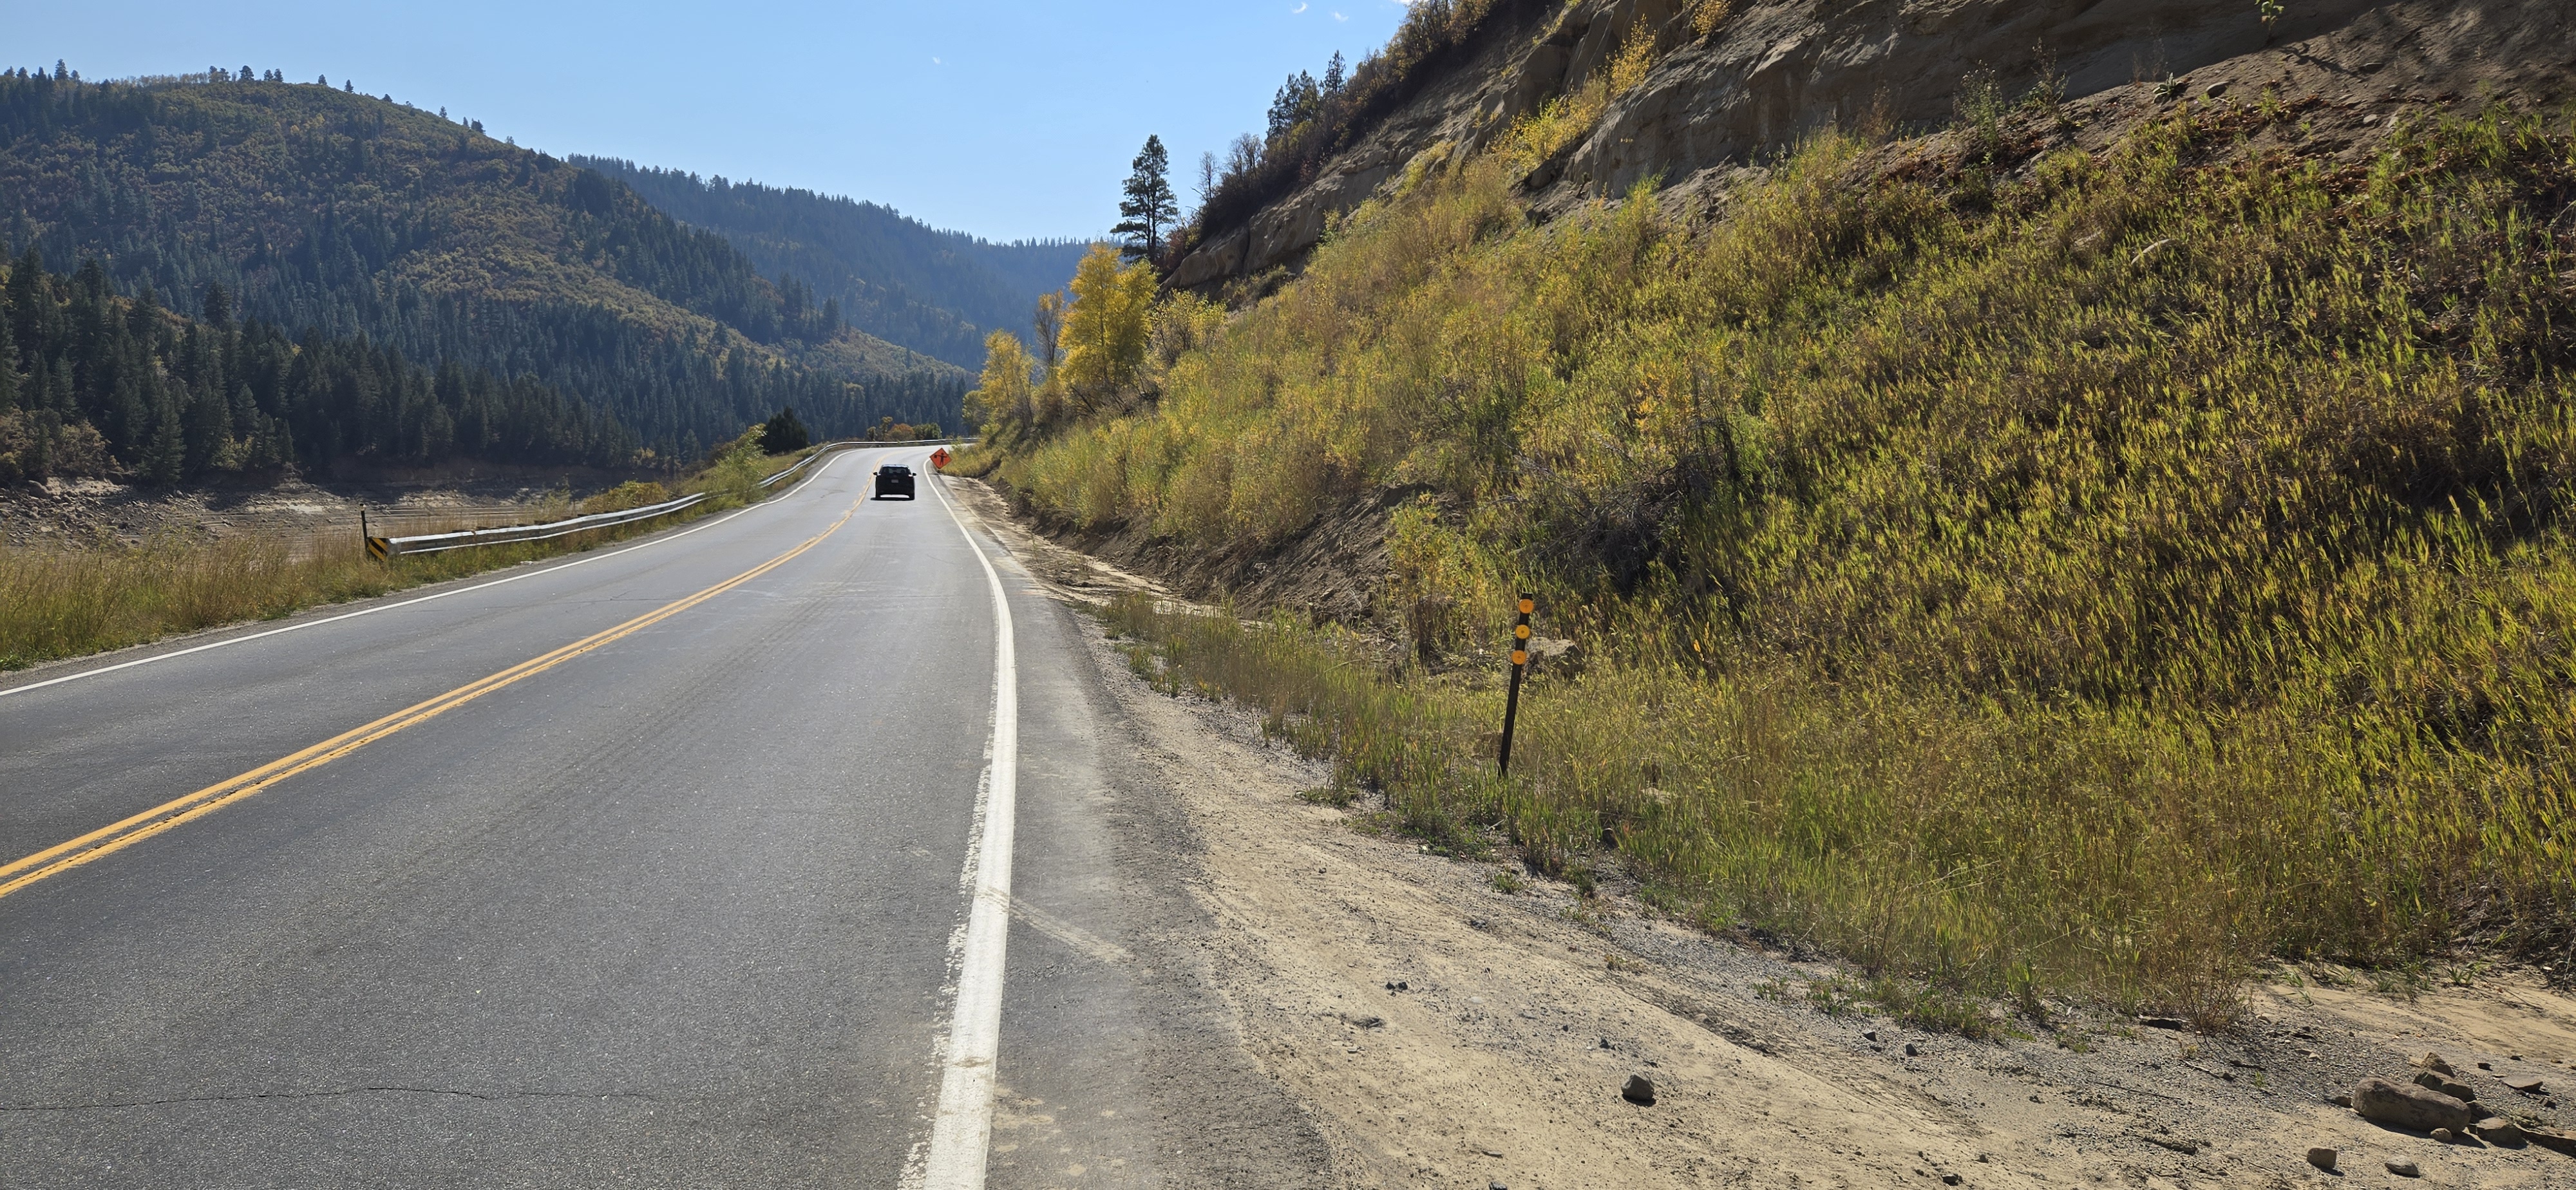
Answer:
1170, 0, 2576, 294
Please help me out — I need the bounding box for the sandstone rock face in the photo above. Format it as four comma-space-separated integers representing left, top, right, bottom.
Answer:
1170, 0, 2576, 296
2353, 1077, 2476, 1133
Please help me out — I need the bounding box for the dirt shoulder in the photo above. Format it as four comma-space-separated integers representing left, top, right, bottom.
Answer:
951, 477, 2576, 1190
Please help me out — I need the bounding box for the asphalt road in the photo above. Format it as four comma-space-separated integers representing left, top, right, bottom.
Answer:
0, 448, 1329, 1187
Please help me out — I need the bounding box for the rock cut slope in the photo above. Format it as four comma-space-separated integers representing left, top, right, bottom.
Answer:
1170, 0, 2576, 292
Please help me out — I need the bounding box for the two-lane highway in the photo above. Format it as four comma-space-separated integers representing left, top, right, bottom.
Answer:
0, 448, 1329, 1187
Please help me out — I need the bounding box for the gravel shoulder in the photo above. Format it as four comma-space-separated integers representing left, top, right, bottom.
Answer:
951, 477, 2576, 1190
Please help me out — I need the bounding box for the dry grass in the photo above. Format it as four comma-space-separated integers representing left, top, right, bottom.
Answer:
1, 532, 574, 671
1105, 596, 2271, 1026
1021, 103, 2576, 1022
0, 430, 804, 673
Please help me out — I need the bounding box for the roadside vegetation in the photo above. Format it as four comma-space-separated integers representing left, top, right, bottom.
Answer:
0, 426, 809, 673
976, 99, 2576, 1024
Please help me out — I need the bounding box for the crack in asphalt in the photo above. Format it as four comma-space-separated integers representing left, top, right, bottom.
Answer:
1, 1086, 668, 1111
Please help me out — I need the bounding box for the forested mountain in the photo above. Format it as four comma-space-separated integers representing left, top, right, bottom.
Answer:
573, 157, 1092, 370
0, 65, 965, 464
1, 249, 629, 483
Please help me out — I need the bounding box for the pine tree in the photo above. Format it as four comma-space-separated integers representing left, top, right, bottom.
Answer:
142, 387, 185, 484
184, 372, 228, 476
1112, 135, 1178, 263
1267, 71, 1320, 142
760, 406, 810, 453
0, 307, 18, 413
3, 255, 28, 372
7, 248, 43, 361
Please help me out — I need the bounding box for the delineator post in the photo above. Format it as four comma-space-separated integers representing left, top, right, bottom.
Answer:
1499, 594, 1535, 776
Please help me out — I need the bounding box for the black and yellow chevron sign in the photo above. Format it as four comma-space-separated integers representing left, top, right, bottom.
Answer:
365, 536, 392, 562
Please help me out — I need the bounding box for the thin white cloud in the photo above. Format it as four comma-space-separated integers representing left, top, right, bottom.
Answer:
1291, 2, 1307, 11
1332, 10, 1349, 19
931, 56, 942, 64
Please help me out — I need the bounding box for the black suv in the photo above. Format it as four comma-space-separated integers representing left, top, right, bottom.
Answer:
873, 464, 916, 500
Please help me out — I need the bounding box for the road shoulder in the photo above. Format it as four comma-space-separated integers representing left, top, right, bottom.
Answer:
954, 475, 2576, 1190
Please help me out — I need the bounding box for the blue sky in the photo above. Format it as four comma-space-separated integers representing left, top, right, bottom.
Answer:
14, 1, 1412, 243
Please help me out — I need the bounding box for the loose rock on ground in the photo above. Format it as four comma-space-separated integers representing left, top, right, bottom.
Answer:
2354, 1077, 2476, 1133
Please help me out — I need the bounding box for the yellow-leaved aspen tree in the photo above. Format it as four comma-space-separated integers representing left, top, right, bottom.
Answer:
1032, 292, 1065, 374
965, 330, 1036, 440
1056, 245, 1157, 412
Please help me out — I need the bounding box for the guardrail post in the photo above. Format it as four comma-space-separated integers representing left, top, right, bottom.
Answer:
361, 505, 390, 563
1499, 594, 1535, 777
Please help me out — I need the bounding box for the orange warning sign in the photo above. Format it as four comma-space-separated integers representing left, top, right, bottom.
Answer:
931, 447, 952, 469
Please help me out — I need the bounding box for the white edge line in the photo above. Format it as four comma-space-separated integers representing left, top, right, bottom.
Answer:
913, 469, 1019, 1190
0, 449, 877, 702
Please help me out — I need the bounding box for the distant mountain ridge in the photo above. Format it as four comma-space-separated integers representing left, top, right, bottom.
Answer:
0, 67, 963, 461
573, 158, 1092, 370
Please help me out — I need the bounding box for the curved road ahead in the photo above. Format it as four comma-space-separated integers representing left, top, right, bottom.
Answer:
0, 448, 1327, 1187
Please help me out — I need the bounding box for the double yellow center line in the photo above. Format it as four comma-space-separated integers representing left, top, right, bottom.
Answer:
0, 499, 861, 902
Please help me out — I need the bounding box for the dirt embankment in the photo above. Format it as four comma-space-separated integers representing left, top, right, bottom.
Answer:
1004, 482, 1420, 628
958, 478, 2576, 1189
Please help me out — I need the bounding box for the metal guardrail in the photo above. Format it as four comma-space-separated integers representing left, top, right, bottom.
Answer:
369, 493, 714, 558
365, 437, 955, 560
756, 441, 848, 491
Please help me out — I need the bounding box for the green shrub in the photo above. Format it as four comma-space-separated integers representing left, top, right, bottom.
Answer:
580, 480, 671, 515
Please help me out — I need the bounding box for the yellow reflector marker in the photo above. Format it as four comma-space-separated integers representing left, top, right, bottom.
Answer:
1511, 650, 1529, 666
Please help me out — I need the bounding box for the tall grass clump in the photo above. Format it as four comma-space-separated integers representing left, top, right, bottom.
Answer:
1016, 102, 2576, 1021
4, 534, 422, 669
